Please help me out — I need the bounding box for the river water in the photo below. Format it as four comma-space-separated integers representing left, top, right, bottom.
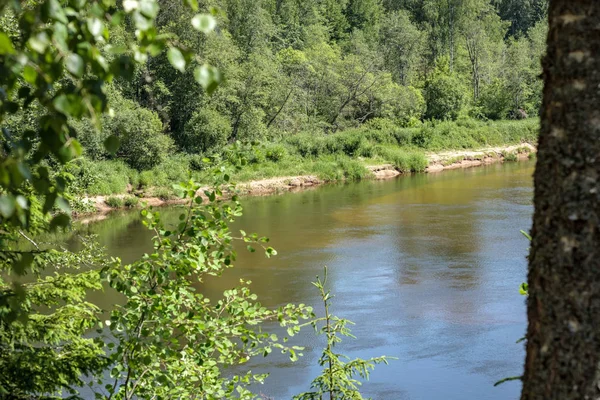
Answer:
80, 160, 533, 399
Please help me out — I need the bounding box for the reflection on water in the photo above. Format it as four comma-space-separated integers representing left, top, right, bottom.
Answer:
74, 161, 533, 400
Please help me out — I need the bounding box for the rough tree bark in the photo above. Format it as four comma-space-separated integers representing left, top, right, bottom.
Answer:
521, 2, 600, 400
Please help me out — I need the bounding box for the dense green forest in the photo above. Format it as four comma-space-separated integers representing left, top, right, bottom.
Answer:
2, 0, 547, 201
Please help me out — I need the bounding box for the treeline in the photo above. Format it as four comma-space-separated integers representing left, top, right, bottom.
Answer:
3, 0, 547, 175
8, 0, 546, 168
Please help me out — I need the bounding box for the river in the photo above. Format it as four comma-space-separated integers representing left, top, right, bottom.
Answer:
78, 160, 533, 399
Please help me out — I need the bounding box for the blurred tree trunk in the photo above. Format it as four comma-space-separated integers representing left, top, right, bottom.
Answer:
521, 1, 600, 399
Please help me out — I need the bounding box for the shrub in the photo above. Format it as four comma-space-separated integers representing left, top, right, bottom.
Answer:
123, 196, 139, 208
424, 72, 467, 121
392, 128, 415, 146
286, 134, 326, 157
153, 187, 174, 201
374, 146, 428, 172
189, 154, 209, 171
182, 107, 232, 153
105, 196, 124, 208
503, 151, 518, 162
357, 142, 375, 158
338, 158, 369, 180
71, 118, 110, 161
68, 159, 133, 196
142, 155, 192, 188
264, 143, 288, 162
412, 124, 435, 148
248, 147, 267, 164
477, 79, 512, 120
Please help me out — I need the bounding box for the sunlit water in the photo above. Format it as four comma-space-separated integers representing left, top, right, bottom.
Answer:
77, 161, 533, 399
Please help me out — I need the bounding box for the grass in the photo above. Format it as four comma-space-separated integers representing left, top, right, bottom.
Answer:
123, 196, 139, 208
71, 118, 539, 197
105, 196, 124, 208
503, 151, 519, 162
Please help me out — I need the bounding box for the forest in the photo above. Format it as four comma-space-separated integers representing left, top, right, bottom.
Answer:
2, 0, 547, 202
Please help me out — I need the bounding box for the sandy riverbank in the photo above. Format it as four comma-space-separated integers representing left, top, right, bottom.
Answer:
80, 143, 536, 216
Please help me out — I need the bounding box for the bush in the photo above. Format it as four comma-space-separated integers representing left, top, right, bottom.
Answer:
424, 72, 467, 121
357, 142, 375, 158
67, 159, 134, 196
478, 79, 512, 120
73, 87, 174, 170
153, 187, 174, 201
374, 146, 428, 172
182, 107, 232, 153
140, 155, 192, 188
503, 151, 518, 162
337, 158, 369, 180
111, 107, 174, 171
123, 196, 139, 208
286, 134, 326, 157
105, 196, 124, 208
248, 147, 267, 164
264, 143, 288, 162
71, 118, 110, 161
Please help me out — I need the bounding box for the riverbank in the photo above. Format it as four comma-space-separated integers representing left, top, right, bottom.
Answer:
69, 118, 539, 214
79, 141, 536, 215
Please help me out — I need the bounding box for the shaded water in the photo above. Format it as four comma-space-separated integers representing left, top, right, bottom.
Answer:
80, 161, 533, 399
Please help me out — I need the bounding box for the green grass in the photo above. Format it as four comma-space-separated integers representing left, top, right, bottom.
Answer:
105, 196, 124, 208
70, 118, 539, 197
123, 196, 139, 208
503, 151, 519, 162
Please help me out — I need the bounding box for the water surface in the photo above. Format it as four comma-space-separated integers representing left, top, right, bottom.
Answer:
81, 161, 533, 399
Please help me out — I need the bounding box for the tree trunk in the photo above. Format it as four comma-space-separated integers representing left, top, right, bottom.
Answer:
521, 2, 600, 400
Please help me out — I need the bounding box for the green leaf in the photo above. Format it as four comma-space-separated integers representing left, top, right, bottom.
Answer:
50, 213, 71, 231
46, 0, 68, 24
519, 282, 529, 296
28, 32, 49, 53
0, 195, 15, 218
66, 54, 84, 77
123, 0, 138, 12
56, 197, 71, 213
194, 65, 221, 94
104, 135, 120, 154
185, 0, 199, 11
0, 32, 15, 55
191, 14, 216, 33
43, 192, 57, 214
139, 0, 159, 19
87, 18, 104, 37
167, 47, 186, 72
53, 94, 84, 116
22, 66, 37, 84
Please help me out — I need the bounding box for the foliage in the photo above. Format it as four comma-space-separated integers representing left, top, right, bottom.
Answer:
108, 101, 174, 171
123, 196, 139, 208
0, 232, 113, 398
182, 107, 232, 153
105, 196, 124, 209
424, 63, 468, 120
503, 151, 518, 162
294, 268, 391, 399
98, 171, 313, 399
0, 0, 220, 230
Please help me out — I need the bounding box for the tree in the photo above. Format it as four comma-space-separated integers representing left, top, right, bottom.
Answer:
459, 0, 507, 100
0, 0, 221, 396
380, 10, 425, 85
423, 58, 467, 120
493, 0, 548, 37
521, 1, 600, 399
